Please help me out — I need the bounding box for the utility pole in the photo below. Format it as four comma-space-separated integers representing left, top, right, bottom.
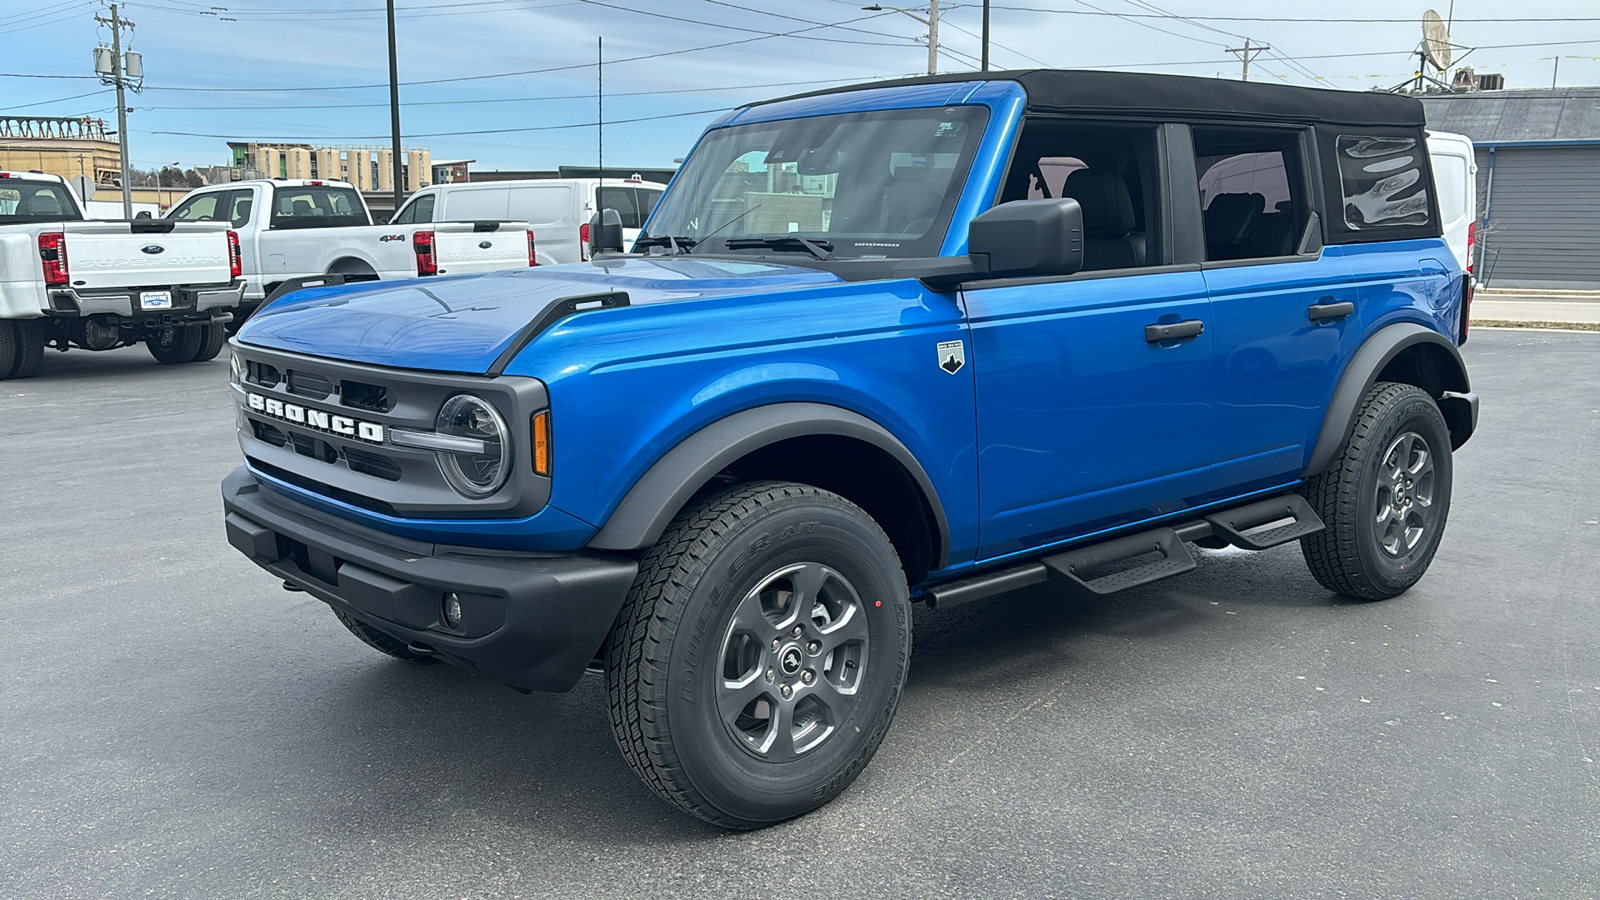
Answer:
1226, 38, 1269, 82
598, 37, 604, 189
386, 0, 403, 212
864, 4, 940, 76
94, 2, 136, 218
980, 0, 990, 71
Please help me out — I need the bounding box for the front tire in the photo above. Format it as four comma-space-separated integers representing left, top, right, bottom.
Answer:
605, 481, 912, 829
1300, 382, 1454, 600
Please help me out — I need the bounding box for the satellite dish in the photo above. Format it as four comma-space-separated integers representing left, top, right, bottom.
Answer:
1422, 9, 1452, 70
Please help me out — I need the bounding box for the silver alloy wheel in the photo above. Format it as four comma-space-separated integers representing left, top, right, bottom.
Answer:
1375, 430, 1436, 557
716, 562, 871, 761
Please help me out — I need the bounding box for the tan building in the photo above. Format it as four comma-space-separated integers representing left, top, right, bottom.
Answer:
227, 141, 433, 190
0, 116, 120, 187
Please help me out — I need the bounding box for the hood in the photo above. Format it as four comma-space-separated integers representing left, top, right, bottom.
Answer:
237, 257, 843, 374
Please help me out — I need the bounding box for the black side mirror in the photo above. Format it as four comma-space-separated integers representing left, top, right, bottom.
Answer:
968, 198, 1083, 279
587, 207, 625, 256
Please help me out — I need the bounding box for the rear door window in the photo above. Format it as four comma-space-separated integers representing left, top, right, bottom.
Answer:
1431, 153, 1467, 224
1192, 127, 1310, 261
268, 186, 367, 229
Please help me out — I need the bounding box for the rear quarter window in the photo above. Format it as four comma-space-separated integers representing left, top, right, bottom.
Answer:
1431, 153, 1468, 224
1336, 135, 1431, 229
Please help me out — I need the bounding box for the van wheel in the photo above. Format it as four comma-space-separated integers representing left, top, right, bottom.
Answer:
147, 325, 203, 364
7, 320, 46, 379
332, 609, 436, 662
1300, 382, 1454, 600
192, 322, 228, 362
605, 481, 911, 829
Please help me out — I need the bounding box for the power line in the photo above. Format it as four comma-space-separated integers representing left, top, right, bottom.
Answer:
154, 105, 737, 140
0, 88, 113, 113
135, 77, 892, 111
571, 0, 914, 47
136, 10, 900, 92
985, 5, 1600, 24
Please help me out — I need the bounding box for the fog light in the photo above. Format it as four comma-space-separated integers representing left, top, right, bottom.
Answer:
443, 592, 464, 629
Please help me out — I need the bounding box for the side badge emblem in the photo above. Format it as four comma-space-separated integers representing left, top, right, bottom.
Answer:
478, 241, 492, 249
937, 339, 965, 374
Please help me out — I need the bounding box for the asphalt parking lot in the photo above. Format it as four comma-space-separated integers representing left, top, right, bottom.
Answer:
3, 328, 1597, 899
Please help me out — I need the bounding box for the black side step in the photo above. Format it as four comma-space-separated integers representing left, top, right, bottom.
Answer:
1042, 527, 1197, 596
1205, 494, 1325, 551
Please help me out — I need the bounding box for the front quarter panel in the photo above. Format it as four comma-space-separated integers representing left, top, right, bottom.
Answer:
508, 279, 981, 566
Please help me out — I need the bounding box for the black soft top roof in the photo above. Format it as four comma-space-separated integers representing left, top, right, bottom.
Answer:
765, 69, 1425, 129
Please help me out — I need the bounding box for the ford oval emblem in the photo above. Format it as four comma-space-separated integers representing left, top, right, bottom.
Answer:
478, 241, 492, 249
141, 244, 166, 255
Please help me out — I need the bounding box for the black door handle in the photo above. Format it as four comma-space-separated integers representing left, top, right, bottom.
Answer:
1308, 300, 1355, 321
1145, 319, 1205, 343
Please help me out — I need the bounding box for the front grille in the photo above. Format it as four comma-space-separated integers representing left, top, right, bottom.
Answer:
233, 344, 549, 518
247, 361, 281, 388
250, 419, 287, 447
344, 446, 403, 481
339, 379, 391, 413
287, 369, 334, 399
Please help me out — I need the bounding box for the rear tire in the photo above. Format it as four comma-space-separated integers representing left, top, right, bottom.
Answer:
331, 608, 436, 663
7, 319, 46, 379
192, 322, 227, 362
605, 481, 912, 829
146, 325, 203, 365
1300, 382, 1454, 600
0, 320, 18, 381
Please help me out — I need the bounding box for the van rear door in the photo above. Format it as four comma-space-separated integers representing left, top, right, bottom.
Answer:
1426, 131, 1476, 277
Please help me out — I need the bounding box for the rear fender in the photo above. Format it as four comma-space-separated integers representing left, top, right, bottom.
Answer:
1303, 322, 1475, 477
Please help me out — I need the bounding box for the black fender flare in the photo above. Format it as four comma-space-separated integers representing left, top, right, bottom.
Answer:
587, 402, 950, 568
1303, 322, 1475, 477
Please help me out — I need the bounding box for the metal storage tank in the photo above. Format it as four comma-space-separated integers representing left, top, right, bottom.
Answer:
287, 147, 311, 179
376, 149, 392, 192
348, 149, 370, 190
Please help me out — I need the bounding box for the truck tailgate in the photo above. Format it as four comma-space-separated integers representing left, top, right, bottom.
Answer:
62, 221, 233, 290
432, 222, 531, 275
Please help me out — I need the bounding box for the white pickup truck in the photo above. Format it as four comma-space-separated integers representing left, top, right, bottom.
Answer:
0, 170, 244, 380
168, 179, 535, 326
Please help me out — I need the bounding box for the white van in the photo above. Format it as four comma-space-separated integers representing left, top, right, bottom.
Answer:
391, 177, 668, 266
1426, 130, 1477, 283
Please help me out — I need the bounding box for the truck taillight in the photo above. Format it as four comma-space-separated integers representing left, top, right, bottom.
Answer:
38, 232, 68, 286
413, 230, 437, 276
1466, 221, 1475, 273
227, 230, 242, 278
579, 223, 589, 262
527, 228, 538, 267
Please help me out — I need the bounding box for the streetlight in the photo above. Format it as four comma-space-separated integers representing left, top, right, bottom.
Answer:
863, 3, 940, 75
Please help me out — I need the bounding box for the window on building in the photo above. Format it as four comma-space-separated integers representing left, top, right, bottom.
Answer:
1192, 127, 1308, 261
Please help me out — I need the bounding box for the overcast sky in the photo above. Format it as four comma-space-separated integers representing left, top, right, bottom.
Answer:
4, 0, 1599, 173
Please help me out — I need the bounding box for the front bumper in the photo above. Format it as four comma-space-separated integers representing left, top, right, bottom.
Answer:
221, 468, 638, 693
48, 280, 246, 320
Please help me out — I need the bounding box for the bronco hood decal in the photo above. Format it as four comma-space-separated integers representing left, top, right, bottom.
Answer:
236, 257, 842, 374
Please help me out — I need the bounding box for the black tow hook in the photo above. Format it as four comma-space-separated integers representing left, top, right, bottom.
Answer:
281, 580, 306, 593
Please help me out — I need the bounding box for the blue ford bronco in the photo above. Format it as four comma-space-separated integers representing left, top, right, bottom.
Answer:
222, 70, 1478, 828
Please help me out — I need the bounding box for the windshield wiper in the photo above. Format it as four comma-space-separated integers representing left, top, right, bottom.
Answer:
723, 236, 835, 261
634, 234, 697, 254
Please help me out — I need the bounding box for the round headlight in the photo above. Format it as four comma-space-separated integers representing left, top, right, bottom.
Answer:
434, 394, 510, 498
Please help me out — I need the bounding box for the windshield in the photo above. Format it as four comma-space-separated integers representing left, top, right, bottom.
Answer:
644, 105, 989, 259
0, 181, 81, 224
